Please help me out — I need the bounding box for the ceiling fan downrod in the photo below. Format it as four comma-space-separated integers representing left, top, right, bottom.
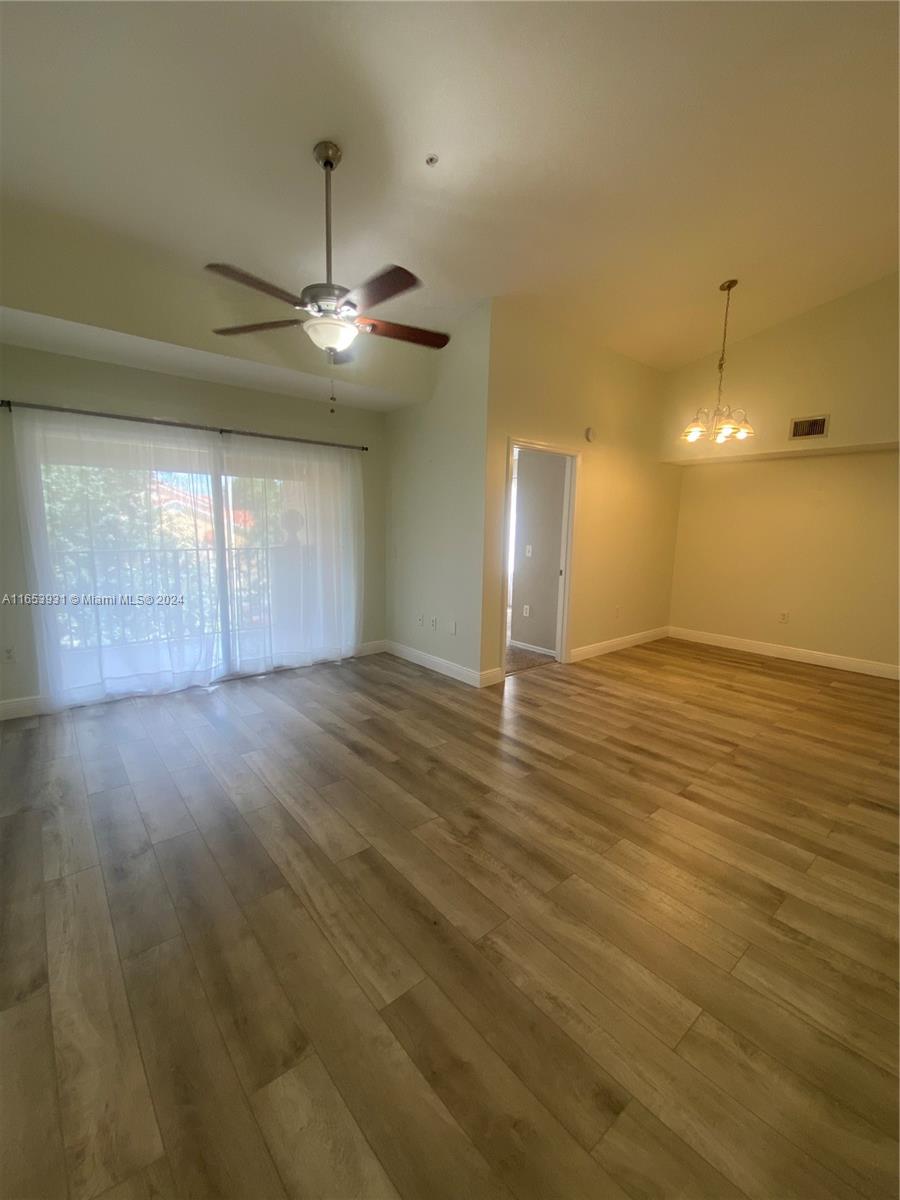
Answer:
314, 140, 342, 287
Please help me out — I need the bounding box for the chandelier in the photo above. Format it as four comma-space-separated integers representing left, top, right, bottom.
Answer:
681, 279, 754, 445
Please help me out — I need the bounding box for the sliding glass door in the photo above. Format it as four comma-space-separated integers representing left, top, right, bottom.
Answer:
12, 408, 363, 709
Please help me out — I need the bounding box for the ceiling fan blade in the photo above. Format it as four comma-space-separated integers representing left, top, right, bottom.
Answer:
206, 263, 305, 308
356, 316, 450, 349
213, 319, 305, 336
343, 265, 420, 312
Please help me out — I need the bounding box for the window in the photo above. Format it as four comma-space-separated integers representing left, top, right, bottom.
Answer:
13, 408, 363, 708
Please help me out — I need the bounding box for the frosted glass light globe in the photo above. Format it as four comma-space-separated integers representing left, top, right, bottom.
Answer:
304, 316, 359, 352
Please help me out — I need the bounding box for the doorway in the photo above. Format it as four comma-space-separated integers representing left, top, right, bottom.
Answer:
504, 443, 574, 675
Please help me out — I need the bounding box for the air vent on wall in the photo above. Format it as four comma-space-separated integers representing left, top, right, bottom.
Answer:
789, 414, 829, 440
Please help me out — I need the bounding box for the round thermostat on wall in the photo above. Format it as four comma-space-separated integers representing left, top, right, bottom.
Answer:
585, 427, 595, 442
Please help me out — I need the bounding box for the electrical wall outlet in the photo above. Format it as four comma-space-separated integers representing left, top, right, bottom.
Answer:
1, 647, 14, 664
523, 604, 530, 618
430, 616, 438, 631
416, 613, 424, 626
525, 544, 533, 558
778, 611, 790, 624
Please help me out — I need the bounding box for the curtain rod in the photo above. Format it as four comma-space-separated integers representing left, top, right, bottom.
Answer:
0, 399, 369, 452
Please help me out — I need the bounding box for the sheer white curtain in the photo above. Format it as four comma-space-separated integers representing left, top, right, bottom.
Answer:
220, 433, 363, 676
13, 408, 363, 709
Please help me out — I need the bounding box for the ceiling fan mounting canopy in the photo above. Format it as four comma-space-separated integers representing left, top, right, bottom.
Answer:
313, 140, 342, 171
206, 140, 450, 360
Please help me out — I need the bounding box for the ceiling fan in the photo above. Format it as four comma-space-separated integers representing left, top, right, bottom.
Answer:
206, 140, 450, 364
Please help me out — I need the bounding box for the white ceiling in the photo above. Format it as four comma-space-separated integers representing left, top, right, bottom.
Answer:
1, 2, 897, 369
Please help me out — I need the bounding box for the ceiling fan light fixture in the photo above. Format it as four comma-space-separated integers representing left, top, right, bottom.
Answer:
303, 315, 359, 353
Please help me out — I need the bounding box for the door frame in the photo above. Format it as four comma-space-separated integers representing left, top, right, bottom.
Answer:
500, 437, 578, 665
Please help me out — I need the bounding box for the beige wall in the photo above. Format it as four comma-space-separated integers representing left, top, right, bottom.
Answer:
509, 449, 567, 653
385, 305, 491, 674
0, 345, 388, 703
482, 296, 682, 674
670, 450, 899, 667
661, 273, 899, 463
665, 272, 899, 671
3, 275, 897, 705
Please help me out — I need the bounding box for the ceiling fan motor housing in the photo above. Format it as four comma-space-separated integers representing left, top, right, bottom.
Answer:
298, 282, 356, 318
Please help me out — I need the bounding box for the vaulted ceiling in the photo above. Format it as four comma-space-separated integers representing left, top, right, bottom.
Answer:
1, 1, 896, 389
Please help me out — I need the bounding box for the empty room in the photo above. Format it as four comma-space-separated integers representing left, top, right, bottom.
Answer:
0, 3, 897, 1199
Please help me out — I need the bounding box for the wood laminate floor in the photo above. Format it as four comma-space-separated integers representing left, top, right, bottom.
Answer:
1, 638, 897, 1200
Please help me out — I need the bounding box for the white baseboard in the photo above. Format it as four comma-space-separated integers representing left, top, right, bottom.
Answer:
385, 641, 503, 688
508, 639, 555, 656
567, 624, 899, 679
351, 640, 387, 657
5, 628, 893, 719
0, 694, 49, 721
479, 667, 506, 687
568, 626, 669, 663
668, 627, 900, 680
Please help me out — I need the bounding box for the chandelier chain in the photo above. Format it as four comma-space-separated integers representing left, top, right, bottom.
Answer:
716, 284, 733, 405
